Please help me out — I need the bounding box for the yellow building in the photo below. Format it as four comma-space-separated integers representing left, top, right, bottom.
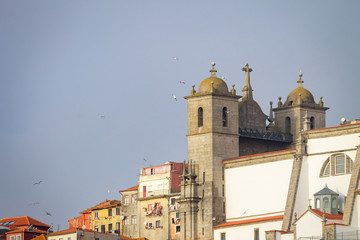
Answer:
81, 200, 122, 234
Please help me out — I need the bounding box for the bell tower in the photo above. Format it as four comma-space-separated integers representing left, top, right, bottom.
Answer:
181, 62, 240, 240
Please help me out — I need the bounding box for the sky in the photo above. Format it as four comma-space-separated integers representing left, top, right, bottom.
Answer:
1, 0, 359, 231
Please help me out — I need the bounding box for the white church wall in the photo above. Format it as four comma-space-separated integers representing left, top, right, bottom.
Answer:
225, 159, 293, 220
213, 220, 282, 240
295, 212, 322, 239
307, 133, 359, 155
280, 232, 294, 240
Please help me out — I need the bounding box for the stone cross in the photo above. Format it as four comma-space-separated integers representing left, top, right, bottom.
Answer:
241, 63, 253, 99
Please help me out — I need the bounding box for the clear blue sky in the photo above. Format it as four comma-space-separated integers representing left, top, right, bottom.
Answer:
1, 1, 359, 230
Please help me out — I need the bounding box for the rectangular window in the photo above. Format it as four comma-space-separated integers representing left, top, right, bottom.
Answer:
176, 212, 180, 219
131, 216, 137, 225
222, 184, 224, 197
116, 222, 120, 230
221, 232, 226, 240
223, 202, 225, 213
108, 208, 112, 216
202, 209, 204, 222
94, 226, 99, 232
125, 217, 130, 225
148, 222, 153, 229
156, 220, 160, 228
124, 195, 130, 205
94, 212, 99, 219
176, 225, 180, 233
88, 215, 91, 224
116, 207, 120, 215
171, 198, 176, 205
202, 227, 204, 235
101, 225, 105, 233
67, 238, 71, 240
335, 155, 345, 174
10, 236, 15, 240
108, 223, 112, 232
16, 235, 21, 240
203, 172, 205, 183
131, 194, 137, 204
254, 228, 259, 240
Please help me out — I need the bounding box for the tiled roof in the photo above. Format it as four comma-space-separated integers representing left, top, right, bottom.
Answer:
310, 209, 343, 220
0, 216, 49, 228
49, 228, 77, 236
7, 229, 48, 234
119, 185, 139, 192
213, 215, 284, 228
314, 185, 339, 196
80, 200, 121, 213
30, 234, 47, 240
223, 149, 296, 162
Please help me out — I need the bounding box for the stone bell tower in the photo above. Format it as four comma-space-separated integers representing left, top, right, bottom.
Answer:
181, 62, 240, 240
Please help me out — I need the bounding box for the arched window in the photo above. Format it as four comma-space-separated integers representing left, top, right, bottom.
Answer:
310, 117, 315, 129
198, 107, 203, 127
285, 117, 291, 133
324, 197, 329, 208
316, 198, 321, 210
331, 197, 337, 208
320, 153, 353, 177
222, 107, 228, 127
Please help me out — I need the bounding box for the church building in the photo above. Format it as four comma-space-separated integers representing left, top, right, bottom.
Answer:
179, 62, 360, 240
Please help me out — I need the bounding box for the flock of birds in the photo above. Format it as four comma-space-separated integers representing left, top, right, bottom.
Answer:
29, 180, 53, 217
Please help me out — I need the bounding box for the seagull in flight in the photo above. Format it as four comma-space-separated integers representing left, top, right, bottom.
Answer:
179, 81, 185, 85
45, 211, 52, 216
33, 181, 43, 185
172, 94, 178, 101
143, 158, 147, 162
100, 115, 105, 118
172, 57, 179, 61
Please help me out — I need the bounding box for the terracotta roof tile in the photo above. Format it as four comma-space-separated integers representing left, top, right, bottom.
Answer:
30, 234, 47, 240
119, 185, 139, 192
213, 215, 283, 228
310, 209, 343, 220
0, 216, 49, 228
80, 200, 121, 214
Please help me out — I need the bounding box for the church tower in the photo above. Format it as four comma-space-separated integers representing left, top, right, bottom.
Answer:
181, 62, 240, 240
273, 72, 328, 142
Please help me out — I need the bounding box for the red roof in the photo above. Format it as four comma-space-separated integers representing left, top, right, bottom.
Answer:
48, 228, 77, 236
213, 215, 283, 228
7, 229, 47, 234
0, 216, 49, 228
223, 149, 296, 162
119, 185, 139, 192
30, 235, 47, 240
80, 200, 120, 214
310, 209, 343, 220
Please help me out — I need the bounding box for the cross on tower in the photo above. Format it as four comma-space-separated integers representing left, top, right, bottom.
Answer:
241, 63, 253, 100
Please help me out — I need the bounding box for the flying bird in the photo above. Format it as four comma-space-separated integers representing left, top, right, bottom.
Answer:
172, 57, 179, 61
33, 181, 43, 185
240, 209, 250, 217
100, 115, 105, 118
179, 81, 185, 85
45, 211, 52, 216
143, 158, 147, 162
172, 94, 178, 101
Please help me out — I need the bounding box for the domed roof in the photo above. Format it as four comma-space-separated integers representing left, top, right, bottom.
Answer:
198, 62, 229, 95
284, 72, 315, 106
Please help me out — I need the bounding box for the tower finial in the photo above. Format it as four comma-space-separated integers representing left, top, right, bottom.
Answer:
297, 71, 304, 88
241, 63, 253, 100
268, 101, 274, 124
210, 61, 217, 77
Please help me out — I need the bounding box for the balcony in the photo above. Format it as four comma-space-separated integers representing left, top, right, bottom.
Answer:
138, 189, 169, 199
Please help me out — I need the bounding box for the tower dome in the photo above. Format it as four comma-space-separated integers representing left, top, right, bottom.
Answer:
284, 72, 315, 106
198, 62, 229, 95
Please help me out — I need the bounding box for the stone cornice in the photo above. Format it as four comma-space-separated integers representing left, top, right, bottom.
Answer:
303, 123, 360, 139
184, 93, 241, 100
223, 148, 296, 168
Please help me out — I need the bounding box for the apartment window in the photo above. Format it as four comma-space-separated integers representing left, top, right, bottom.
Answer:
176, 225, 180, 233
94, 226, 99, 232
94, 212, 99, 219
171, 198, 176, 205
148, 222, 153, 229
254, 228, 259, 240
16, 235, 21, 240
124, 195, 130, 205
176, 212, 180, 219
156, 220, 160, 228
131, 194, 137, 204
131, 216, 137, 225
101, 225, 105, 233
108, 223, 112, 232
108, 208, 112, 216
116, 208, 120, 215
88, 215, 91, 224
124, 217, 130, 225
10, 236, 15, 240
221, 232, 226, 240
116, 222, 120, 230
